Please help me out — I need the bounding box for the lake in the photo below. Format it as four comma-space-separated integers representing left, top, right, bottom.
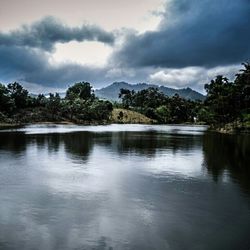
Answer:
0, 124, 250, 250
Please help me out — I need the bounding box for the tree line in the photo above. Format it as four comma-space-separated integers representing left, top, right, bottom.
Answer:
118, 63, 249, 125
0, 63, 249, 126
0, 82, 113, 124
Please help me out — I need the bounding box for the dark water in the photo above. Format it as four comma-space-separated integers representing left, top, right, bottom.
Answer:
0, 124, 250, 250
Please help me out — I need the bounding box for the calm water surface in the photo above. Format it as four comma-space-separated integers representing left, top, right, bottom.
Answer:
0, 124, 250, 250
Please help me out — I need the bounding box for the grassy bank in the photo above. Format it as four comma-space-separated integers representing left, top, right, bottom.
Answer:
111, 108, 156, 124
210, 121, 250, 134
0, 108, 155, 128
1, 108, 249, 134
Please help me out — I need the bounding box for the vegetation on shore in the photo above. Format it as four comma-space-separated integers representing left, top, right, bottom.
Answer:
204, 63, 250, 133
117, 63, 250, 133
0, 82, 113, 125
111, 108, 155, 124
0, 63, 249, 132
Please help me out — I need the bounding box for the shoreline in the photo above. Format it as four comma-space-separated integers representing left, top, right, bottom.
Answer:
0, 120, 110, 129
1, 121, 249, 134
209, 122, 250, 134
0, 121, 208, 130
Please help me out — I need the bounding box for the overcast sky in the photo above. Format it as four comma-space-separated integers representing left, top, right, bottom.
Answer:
0, 0, 249, 93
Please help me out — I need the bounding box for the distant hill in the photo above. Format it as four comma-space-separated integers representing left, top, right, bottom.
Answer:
95, 82, 205, 101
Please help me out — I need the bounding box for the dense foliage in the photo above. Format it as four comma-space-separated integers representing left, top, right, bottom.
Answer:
119, 63, 250, 125
119, 87, 202, 123
204, 63, 250, 124
0, 82, 113, 124
0, 63, 249, 127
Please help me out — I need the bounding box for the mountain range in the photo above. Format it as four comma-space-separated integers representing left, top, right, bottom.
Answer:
95, 82, 205, 101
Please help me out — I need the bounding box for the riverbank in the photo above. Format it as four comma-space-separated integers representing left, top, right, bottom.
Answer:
0, 123, 22, 129
111, 108, 155, 124
0, 120, 110, 129
210, 121, 250, 134
0, 108, 155, 129
1, 120, 249, 134
1, 109, 249, 134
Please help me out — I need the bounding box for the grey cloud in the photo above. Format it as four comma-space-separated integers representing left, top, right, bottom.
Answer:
0, 16, 116, 89
0, 28, 152, 91
112, 0, 250, 68
0, 43, 242, 93
0, 45, 108, 88
0, 43, 150, 90
0, 16, 115, 51
0, 5, 246, 93
148, 65, 241, 92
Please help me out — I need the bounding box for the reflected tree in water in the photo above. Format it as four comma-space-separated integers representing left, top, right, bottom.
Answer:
0, 132, 28, 154
107, 132, 203, 157
203, 132, 250, 193
62, 132, 94, 163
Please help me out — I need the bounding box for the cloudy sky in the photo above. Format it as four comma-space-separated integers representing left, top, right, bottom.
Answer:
0, 0, 249, 93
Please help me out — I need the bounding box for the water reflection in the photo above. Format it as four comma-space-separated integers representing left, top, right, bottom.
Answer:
0, 125, 250, 250
63, 132, 94, 162
100, 131, 202, 157
203, 132, 250, 193
0, 132, 28, 154
0, 130, 203, 161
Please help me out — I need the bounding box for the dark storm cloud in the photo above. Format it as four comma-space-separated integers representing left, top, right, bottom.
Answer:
112, 0, 250, 68
0, 42, 151, 90
0, 16, 116, 88
0, 45, 107, 87
0, 16, 115, 51
1, 1, 248, 91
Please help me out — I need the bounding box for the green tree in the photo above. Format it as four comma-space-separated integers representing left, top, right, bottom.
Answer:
0, 83, 15, 113
118, 111, 124, 120
156, 105, 170, 123
36, 94, 47, 107
197, 107, 215, 124
134, 87, 167, 109
119, 89, 135, 108
234, 62, 250, 120
205, 75, 237, 123
89, 100, 113, 121
46, 93, 61, 120
66, 82, 94, 101
7, 82, 28, 109
119, 87, 168, 113
168, 94, 189, 123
